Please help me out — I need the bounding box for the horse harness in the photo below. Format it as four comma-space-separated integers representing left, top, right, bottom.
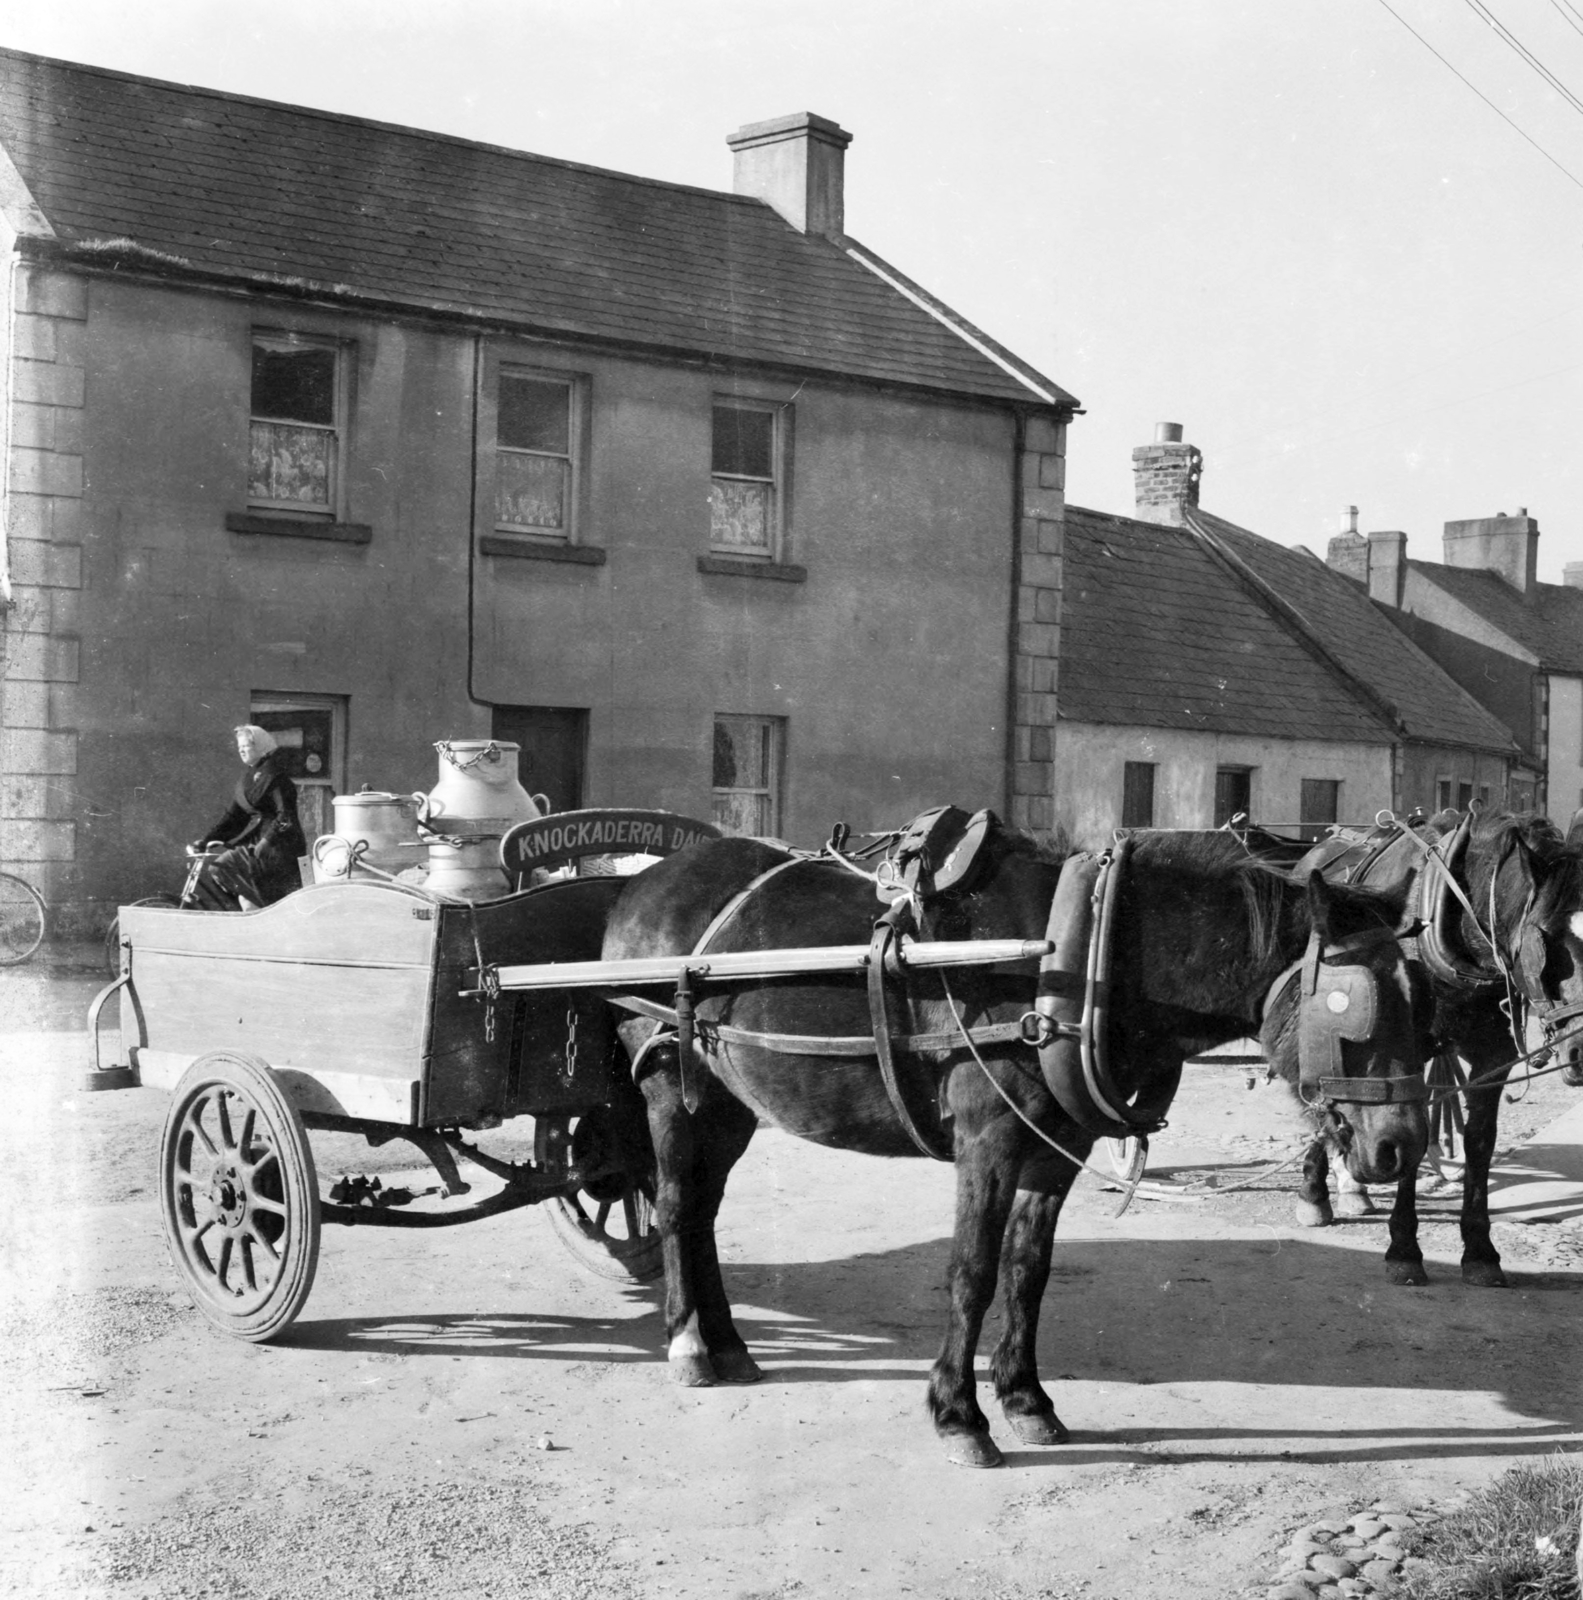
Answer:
1025, 835, 1426, 1142
601, 808, 1021, 1161
1300, 810, 1583, 1056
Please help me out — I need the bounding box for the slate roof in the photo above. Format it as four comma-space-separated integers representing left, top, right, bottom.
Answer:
1192, 512, 1516, 753
1406, 560, 1583, 675
1059, 504, 1516, 753
1059, 506, 1390, 742
0, 49, 1071, 408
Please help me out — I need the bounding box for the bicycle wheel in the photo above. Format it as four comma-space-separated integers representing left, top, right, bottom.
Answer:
0, 873, 46, 965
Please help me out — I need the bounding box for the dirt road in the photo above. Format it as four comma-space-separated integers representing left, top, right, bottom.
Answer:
4, 951, 1582, 1599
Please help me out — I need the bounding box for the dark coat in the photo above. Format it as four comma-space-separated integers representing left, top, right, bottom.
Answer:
195, 752, 307, 906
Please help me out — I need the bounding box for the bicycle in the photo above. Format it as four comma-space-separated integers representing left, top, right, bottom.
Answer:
102, 844, 222, 977
0, 870, 47, 965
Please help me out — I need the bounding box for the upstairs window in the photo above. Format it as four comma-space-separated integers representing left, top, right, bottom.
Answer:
1299, 778, 1340, 842
496, 372, 577, 538
712, 715, 783, 837
249, 333, 343, 514
711, 401, 784, 558
1121, 762, 1155, 829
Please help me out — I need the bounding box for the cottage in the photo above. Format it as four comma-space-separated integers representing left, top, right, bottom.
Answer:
0, 51, 1075, 932
1053, 427, 1517, 846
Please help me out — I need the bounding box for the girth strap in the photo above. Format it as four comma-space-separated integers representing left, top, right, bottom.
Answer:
867, 915, 954, 1160
604, 990, 1027, 1058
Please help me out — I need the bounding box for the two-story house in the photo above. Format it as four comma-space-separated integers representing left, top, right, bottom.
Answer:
1328, 512, 1583, 823
0, 50, 1075, 932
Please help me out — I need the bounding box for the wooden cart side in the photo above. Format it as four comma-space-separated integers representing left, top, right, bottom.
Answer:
121, 882, 440, 1124
424, 876, 627, 1125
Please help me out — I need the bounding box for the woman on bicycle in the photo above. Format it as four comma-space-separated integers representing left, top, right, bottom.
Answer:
190, 725, 307, 910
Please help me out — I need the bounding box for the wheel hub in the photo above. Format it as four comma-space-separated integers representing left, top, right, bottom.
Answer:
207, 1163, 247, 1230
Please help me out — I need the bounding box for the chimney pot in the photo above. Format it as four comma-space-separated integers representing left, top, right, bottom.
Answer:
728, 112, 852, 237
1343, 505, 1359, 534
1155, 422, 1183, 443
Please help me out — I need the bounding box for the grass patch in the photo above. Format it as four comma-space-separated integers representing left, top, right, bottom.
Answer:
1397, 1455, 1582, 1600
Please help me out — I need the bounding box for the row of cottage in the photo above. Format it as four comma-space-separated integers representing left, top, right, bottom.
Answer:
1, 47, 1579, 931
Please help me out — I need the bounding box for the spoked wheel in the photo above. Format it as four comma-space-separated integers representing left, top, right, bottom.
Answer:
547, 1109, 663, 1282
0, 872, 46, 965
160, 1051, 320, 1341
105, 893, 181, 978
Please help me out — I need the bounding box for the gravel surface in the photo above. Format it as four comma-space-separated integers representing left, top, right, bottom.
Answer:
5, 956, 1582, 1600
77, 1475, 643, 1600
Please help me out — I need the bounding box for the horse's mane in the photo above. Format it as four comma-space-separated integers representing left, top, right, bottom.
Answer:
1463, 808, 1583, 943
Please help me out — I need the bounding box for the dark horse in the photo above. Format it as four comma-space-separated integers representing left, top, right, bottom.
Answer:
1281, 807, 1583, 1287
600, 815, 1433, 1465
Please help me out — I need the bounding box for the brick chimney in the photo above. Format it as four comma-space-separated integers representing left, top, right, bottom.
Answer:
1132, 423, 1202, 526
728, 113, 852, 237
1327, 506, 1367, 581
1563, 562, 1583, 589
1443, 509, 1539, 596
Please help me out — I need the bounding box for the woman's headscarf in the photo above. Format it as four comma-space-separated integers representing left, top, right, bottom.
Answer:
233, 724, 279, 758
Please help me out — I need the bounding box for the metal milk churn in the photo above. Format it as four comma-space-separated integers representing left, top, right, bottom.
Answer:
417, 739, 546, 900
311, 788, 423, 883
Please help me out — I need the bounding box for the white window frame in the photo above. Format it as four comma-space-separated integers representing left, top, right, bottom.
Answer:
493, 366, 584, 542
711, 714, 785, 837
248, 330, 347, 518
709, 398, 787, 560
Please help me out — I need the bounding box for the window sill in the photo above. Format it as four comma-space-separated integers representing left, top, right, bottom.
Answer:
480, 536, 607, 566
697, 554, 807, 583
227, 512, 371, 544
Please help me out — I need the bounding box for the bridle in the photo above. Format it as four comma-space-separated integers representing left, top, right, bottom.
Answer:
1260, 922, 1427, 1112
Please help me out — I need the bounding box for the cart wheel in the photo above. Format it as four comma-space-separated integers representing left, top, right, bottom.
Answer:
546, 1110, 663, 1282
160, 1051, 320, 1341
104, 893, 181, 978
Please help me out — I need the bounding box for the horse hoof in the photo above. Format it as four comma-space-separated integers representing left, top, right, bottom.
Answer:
941, 1430, 1003, 1468
1335, 1190, 1377, 1218
711, 1348, 764, 1385
1002, 1409, 1068, 1446
1294, 1200, 1333, 1228
1384, 1260, 1429, 1287
1462, 1261, 1508, 1289
670, 1354, 716, 1387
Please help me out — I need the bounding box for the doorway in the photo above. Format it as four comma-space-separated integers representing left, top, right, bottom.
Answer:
491, 706, 588, 814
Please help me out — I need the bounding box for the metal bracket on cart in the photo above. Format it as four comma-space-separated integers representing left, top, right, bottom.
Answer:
305, 1111, 624, 1230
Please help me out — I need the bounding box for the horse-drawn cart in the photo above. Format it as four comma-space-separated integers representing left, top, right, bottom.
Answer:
89, 807, 1052, 1343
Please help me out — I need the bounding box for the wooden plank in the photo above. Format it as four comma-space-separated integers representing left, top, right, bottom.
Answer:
135, 1049, 417, 1122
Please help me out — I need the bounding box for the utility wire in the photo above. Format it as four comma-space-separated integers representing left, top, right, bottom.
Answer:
1376, 0, 1583, 190
1463, 0, 1583, 118
1548, 0, 1583, 44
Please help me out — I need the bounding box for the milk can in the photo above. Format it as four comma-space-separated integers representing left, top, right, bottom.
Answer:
311, 788, 423, 883
417, 739, 547, 900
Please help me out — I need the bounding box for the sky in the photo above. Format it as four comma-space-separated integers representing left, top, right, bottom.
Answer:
6, 0, 1583, 579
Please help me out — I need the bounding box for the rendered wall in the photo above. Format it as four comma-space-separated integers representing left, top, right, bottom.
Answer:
1548, 675, 1583, 820
1053, 722, 1393, 849
1397, 743, 1514, 816
4, 265, 1035, 928
471, 342, 1019, 840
